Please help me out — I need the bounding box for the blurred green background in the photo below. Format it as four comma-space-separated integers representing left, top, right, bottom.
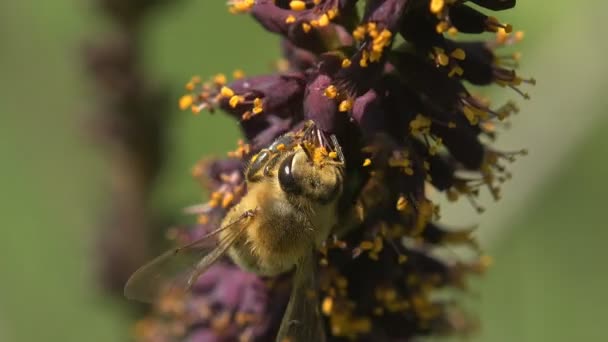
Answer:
1, 1, 606, 341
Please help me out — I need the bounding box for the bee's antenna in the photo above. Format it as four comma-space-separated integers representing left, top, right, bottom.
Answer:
330, 134, 345, 163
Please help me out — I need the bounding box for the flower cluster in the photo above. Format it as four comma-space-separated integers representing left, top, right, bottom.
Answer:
135, 0, 532, 341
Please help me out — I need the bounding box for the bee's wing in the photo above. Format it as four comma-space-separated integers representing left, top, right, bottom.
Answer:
124, 210, 255, 303
276, 250, 327, 342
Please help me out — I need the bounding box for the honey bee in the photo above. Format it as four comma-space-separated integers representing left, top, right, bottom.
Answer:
125, 121, 345, 342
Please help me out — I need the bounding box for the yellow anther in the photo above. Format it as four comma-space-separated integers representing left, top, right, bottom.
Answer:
436, 52, 449, 66
463, 106, 479, 125
436, 21, 450, 33
338, 99, 353, 112
322, 297, 333, 315
197, 214, 209, 225
366, 22, 377, 33
213, 73, 227, 85
179, 95, 194, 110
327, 9, 338, 19
341, 58, 351, 68
362, 158, 372, 167
396, 196, 408, 211
373, 237, 383, 252
324, 85, 338, 99
285, 15, 296, 24
360, 241, 374, 250
276, 143, 286, 151
328, 151, 338, 159
253, 97, 263, 108
233, 69, 245, 79
359, 50, 369, 67
450, 48, 466, 60
430, 0, 444, 14
302, 22, 312, 33
318, 14, 329, 27
241, 111, 253, 120
220, 86, 235, 98
352, 25, 366, 41
448, 65, 464, 78
229, 95, 243, 108
222, 192, 235, 208
290, 0, 306, 11
410, 114, 431, 134
398, 254, 407, 264
229, 0, 255, 13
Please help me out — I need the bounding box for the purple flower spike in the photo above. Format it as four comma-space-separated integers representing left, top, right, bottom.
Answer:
136, 1, 533, 341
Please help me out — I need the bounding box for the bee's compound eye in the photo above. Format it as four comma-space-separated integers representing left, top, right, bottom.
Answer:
278, 153, 300, 194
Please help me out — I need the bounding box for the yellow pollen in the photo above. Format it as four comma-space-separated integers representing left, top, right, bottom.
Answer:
179, 95, 194, 110
290, 0, 306, 11
341, 58, 351, 68
338, 99, 353, 112
324, 85, 338, 99
328, 151, 338, 159
327, 9, 338, 19
285, 15, 296, 24
302, 22, 312, 33
363, 158, 372, 167
220, 86, 235, 98
276, 143, 286, 151
430, 0, 444, 14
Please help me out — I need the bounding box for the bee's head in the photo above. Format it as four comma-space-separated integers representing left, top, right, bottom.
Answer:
277, 148, 344, 204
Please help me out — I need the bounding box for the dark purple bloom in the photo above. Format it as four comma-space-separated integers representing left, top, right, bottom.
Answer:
138, 0, 532, 341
